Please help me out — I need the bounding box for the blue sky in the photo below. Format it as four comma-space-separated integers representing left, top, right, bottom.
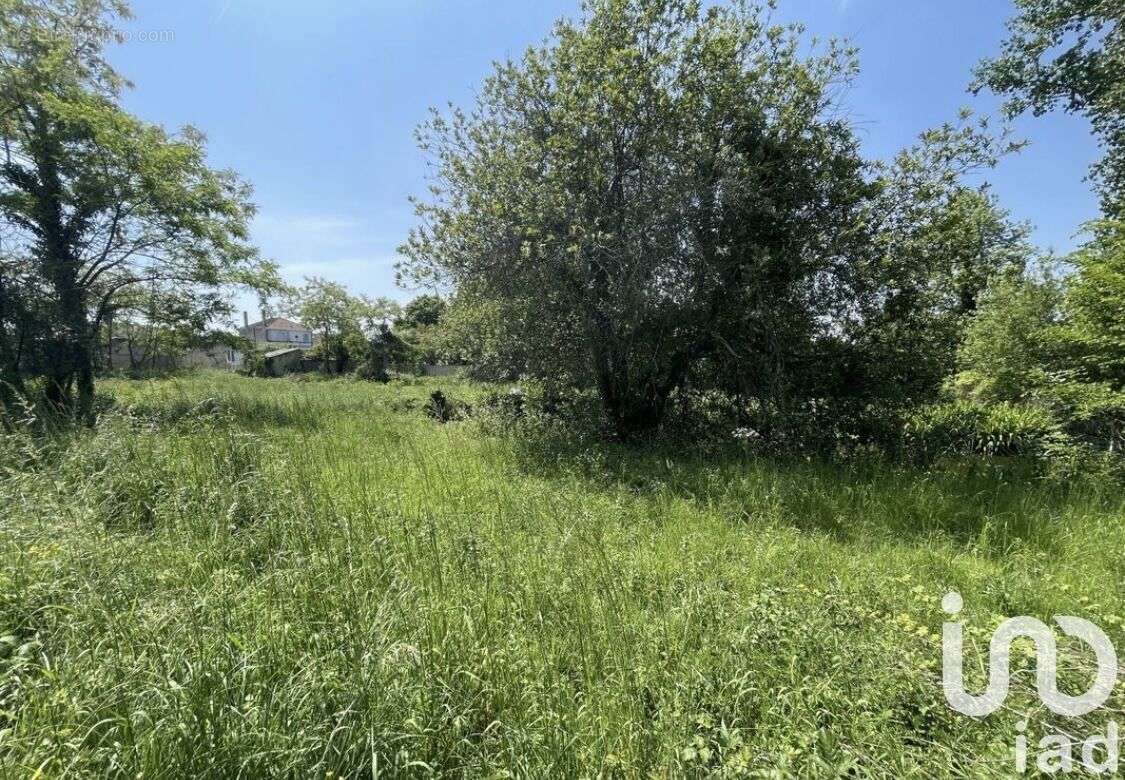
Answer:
111, 0, 1100, 312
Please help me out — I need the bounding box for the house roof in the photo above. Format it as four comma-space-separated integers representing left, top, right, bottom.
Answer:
263, 347, 306, 359
244, 317, 309, 331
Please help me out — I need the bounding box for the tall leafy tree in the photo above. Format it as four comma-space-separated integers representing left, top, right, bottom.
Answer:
396, 294, 446, 330
1059, 219, 1125, 387
392, 294, 448, 365
103, 279, 230, 371
0, 0, 274, 420
401, 0, 874, 438
976, 0, 1125, 422
287, 277, 398, 374
850, 119, 1034, 405
974, 0, 1125, 213
952, 268, 1065, 402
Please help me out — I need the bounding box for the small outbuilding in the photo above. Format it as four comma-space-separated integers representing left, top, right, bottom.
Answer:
263, 347, 307, 377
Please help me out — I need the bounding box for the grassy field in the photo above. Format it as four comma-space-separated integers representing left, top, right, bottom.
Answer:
1, 373, 1123, 777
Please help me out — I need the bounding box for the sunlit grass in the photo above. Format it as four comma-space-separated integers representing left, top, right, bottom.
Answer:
0, 372, 1121, 777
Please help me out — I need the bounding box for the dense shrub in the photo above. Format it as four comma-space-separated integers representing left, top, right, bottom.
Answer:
481, 388, 526, 421
354, 352, 390, 382
424, 390, 471, 423
1069, 398, 1125, 453
1029, 381, 1125, 453
903, 401, 1067, 461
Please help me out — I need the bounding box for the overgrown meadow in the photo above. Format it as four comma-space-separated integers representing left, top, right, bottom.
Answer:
1, 373, 1123, 777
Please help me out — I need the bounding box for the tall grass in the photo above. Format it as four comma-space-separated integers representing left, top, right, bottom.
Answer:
0, 372, 1122, 777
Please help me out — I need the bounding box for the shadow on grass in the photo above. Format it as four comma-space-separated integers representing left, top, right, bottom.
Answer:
502, 429, 1104, 554
104, 393, 327, 432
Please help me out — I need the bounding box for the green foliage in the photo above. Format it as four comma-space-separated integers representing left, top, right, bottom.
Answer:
401, 0, 1035, 440
1036, 379, 1125, 452
390, 294, 451, 366
427, 291, 534, 380
239, 349, 270, 378
962, 4, 1125, 467
904, 400, 1066, 460
401, 0, 881, 438
1057, 219, 1125, 386
423, 389, 471, 423
847, 120, 1033, 408
355, 325, 414, 381
0, 0, 277, 421
950, 223, 1125, 461
952, 269, 1063, 402
287, 277, 400, 374
974, 0, 1125, 212
396, 294, 446, 329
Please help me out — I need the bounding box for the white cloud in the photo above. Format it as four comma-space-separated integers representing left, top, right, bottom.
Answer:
247, 211, 409, 301
282, 256, 399, 280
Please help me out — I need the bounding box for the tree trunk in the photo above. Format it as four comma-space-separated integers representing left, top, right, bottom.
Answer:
32, 116, 96, 423
74, 336, 96, 425
104, 312, 113, 371
605, 394, 668, 440
592, 340, 675, 441
42, 335, 74, 413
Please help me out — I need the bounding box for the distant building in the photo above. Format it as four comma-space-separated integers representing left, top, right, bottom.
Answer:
107, 337, 174, 370
420, 364, 463, 377
239, 315, 315, 349
183, 344, 244, 370
105, 337, 242, 371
